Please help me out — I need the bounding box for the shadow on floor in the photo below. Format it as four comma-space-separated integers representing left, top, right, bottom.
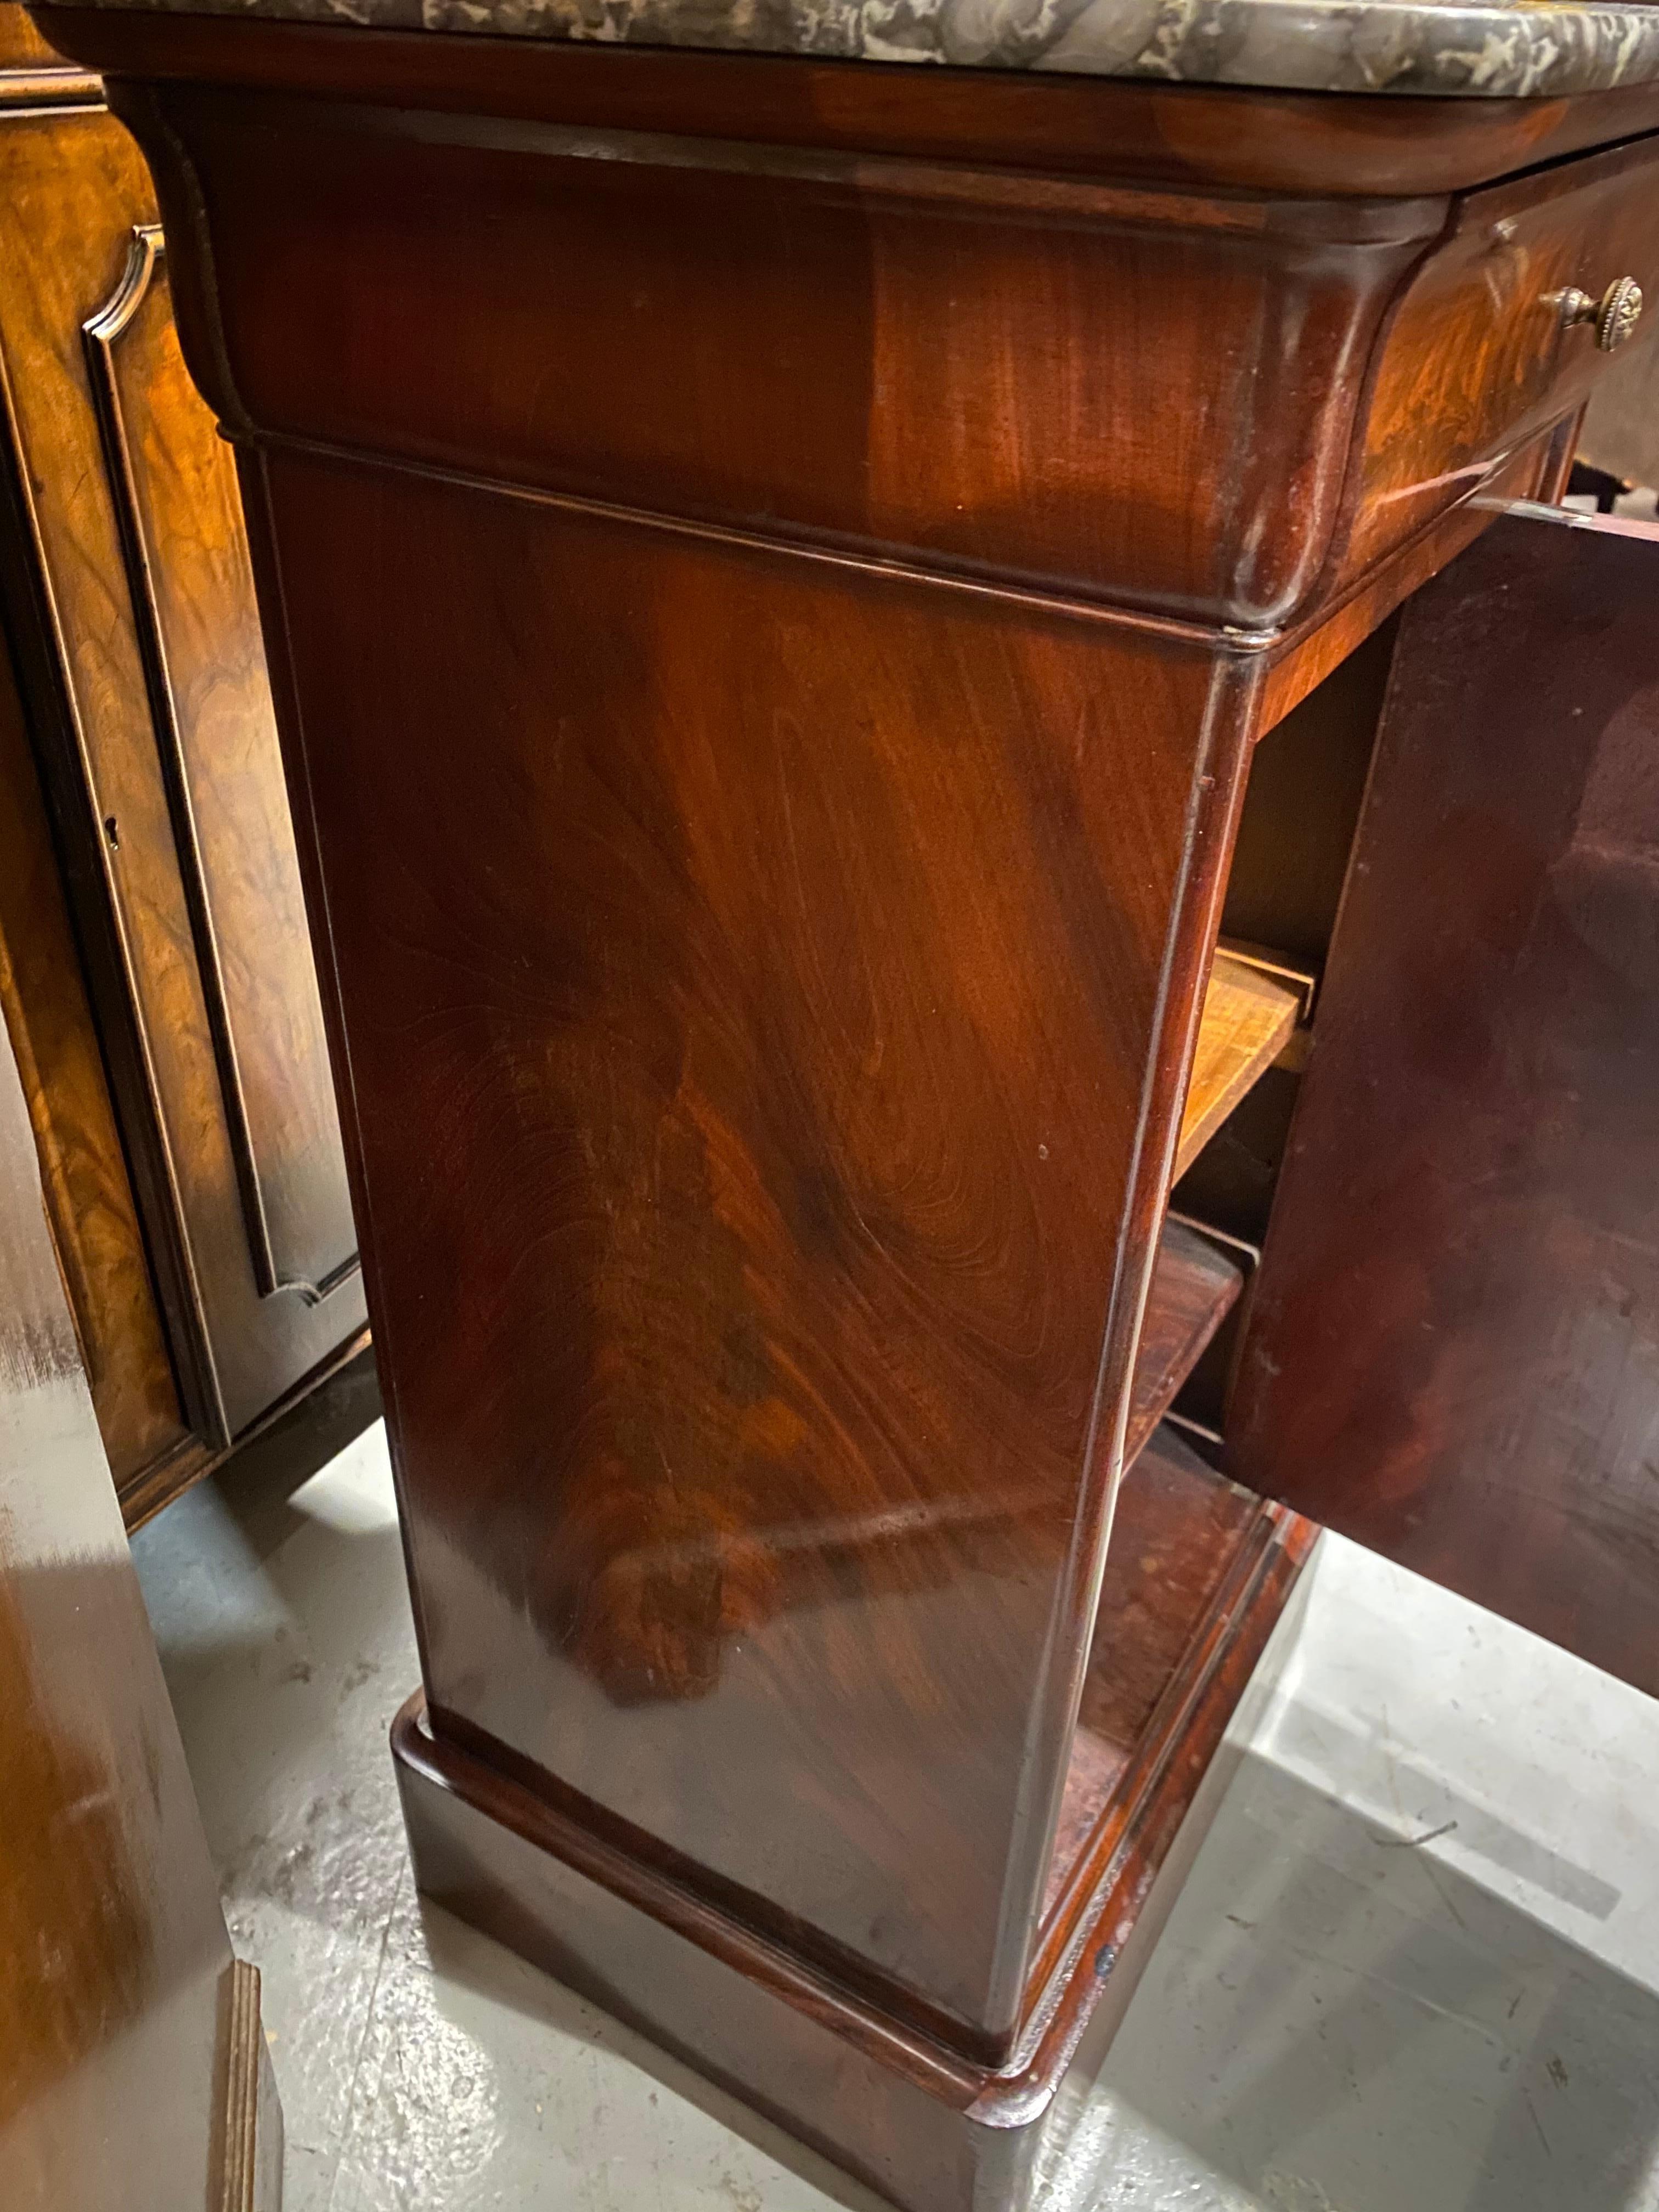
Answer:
210, 1345, 386, 1555
1042, 1748, 1659, 2212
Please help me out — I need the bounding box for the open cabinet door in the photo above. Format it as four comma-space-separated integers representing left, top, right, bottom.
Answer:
1230, 502, 1659, 1700
0, 1002, 281, 2204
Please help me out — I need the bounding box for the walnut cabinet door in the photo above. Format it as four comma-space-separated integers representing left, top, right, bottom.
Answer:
0, 92, 366, 1452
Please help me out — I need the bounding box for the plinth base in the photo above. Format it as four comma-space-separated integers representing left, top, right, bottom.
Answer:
391, 1455, 1314, 2212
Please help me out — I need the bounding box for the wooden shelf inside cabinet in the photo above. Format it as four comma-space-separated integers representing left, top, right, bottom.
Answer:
1036, 1425, 1301, 1951
1130, 1220, 1243, 1464
1175, 954, 1302, 1181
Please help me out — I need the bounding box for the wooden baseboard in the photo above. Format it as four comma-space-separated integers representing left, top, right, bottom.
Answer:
218, 1959, 284, 2212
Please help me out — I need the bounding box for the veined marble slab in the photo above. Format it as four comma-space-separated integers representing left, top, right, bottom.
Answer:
55, 0, 1659, 98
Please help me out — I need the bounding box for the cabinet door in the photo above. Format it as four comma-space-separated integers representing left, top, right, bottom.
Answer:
0, 101, 365, 1443
1229, 503, 1659, 1698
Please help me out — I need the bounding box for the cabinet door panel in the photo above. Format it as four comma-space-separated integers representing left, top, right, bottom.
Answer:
85, 225, 357, 1308
0, 104, 364, 1441
1230, 504, 1659, 1696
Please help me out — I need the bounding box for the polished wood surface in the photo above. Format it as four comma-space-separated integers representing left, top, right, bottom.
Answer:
255, 441, 1253, 2051
96, 74, 1440, 633
1233, 504, 1659, 1699
392, 1454, 1311, 2212
0, 958, 279, 2209
1037, 1428, 1279, 1949
0, 1, 56, 63
82, 222, 358, 1307
1175, 955, 1301, 1181
57, 26, 1632, 665
0, 40, 365, 1514
0, 0, 95, 99
1339, 136, 1659, 594
1255, 428, 1557, 735
1132, 1224, 1243, 1459
0, 604, 184, 1483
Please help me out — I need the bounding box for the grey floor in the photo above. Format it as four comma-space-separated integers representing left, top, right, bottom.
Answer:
132, 1365, 1659, 2212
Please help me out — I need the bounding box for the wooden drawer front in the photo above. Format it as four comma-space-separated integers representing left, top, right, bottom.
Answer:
133, 86, 1448, 634
1342, 137, 1659, 588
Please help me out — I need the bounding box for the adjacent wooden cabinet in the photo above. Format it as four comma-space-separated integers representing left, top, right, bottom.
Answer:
0, 7, 367, 1522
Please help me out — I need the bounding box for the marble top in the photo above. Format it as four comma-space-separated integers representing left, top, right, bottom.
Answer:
68, 0, 1659, 99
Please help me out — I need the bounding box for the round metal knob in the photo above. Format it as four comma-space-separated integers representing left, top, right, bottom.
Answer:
1560, 276, 1645, 352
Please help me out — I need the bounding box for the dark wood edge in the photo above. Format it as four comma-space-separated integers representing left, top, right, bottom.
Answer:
32, 5, 1659, 198
396, 1691, 994, 2106
104, 390, 1549, 662
391, 1495, 1315, 2112
227, 434, 1252, 652
115, 1318, 371, 1531
213, 1954, 282, 2212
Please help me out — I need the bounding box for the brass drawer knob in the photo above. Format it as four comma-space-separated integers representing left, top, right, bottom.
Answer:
1559, 276, 1645, 353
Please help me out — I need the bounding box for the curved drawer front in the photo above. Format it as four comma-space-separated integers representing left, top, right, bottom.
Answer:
1341, 136, 1659, 591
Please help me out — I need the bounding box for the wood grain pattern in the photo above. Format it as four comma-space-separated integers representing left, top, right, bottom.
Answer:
57, 18, 1659, 651
83, 222, 358, 1307
0, 96, 365, 1446
1232, 504, 1659, 1699
1338, 135, 1659, 596
1255, 427, 1556, 735
1175, 955, 1301, 1181
0, 946, 263, 2211
0, 584, 184, 1483
100, 76, 1444, 633
217, 1960, 283, 2212
253, 438, 1256, 2051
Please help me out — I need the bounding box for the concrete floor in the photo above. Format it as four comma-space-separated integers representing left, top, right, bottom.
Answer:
132, 1367, 1659, 2212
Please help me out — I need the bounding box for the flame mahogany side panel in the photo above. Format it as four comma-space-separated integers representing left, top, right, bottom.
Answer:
252, 441, 1251, 2050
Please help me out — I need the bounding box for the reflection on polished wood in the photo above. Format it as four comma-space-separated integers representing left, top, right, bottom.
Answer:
0, 969, 280, 2208
83, 222, 359, 1308
393, 1460, 1315, 2212
1175, 954, 1302, 1182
